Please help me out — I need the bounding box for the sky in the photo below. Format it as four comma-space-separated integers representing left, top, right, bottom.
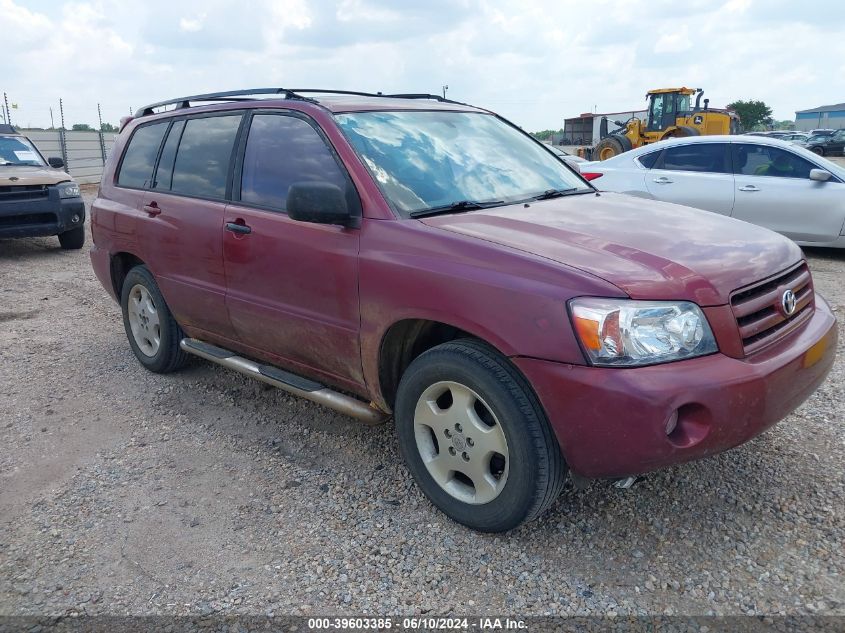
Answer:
1, 0, 844, 131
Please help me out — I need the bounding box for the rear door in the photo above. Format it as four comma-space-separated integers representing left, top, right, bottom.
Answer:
139, 112, 243, 335
643, 142, 735, 215
730, 142, 845, 242
222, 111, 364, 389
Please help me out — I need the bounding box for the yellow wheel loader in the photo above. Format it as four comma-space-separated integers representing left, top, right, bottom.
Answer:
594, 88, 740, 160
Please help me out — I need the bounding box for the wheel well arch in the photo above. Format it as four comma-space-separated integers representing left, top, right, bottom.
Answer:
110, 252, 145, 298
378, 319, 479, 409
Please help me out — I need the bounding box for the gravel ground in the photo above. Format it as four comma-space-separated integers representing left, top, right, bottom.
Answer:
0, 187, 843, 619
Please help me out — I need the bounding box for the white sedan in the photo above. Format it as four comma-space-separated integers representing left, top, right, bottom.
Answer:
579, 135, 845, 247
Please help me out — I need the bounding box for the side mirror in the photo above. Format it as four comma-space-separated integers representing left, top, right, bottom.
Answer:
287, 182, 352, 226
809, 169, 832, 182
48, 157, 64, 168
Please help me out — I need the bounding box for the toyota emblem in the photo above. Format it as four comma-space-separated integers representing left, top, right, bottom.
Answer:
781, 289, 797, 316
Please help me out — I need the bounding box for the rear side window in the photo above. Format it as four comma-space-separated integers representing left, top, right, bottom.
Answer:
170, 115, 242, 199
657, 143, 729, 173
732, 144, 815, 179
239, 114, 348, 211
117, 122, 168, 188
637, 150, 661, 169
153, 120, 185, 190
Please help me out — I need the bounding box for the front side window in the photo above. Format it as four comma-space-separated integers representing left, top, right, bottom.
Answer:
239, 114, 348, 210
117, 122, 168, 188
335, 111, 588, 216
0, 135, 44, 167
170, 115, 241, 198
658, 143, 729, 173
732, 144, 815, 179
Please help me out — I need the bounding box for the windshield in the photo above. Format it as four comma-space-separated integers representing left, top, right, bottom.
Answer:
334, 111, 589, 216
0, 135, 45, 166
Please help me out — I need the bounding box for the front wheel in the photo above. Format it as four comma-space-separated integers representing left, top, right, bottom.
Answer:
811, 147, 825, 156
395, 339, 567, 532
58, 226, 85, 250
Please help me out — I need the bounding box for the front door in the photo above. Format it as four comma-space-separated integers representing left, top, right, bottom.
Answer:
222, 111, 364, 389
730, 142, 845, 242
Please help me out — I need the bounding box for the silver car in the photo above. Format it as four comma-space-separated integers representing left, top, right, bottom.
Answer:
579, 135, 845, 247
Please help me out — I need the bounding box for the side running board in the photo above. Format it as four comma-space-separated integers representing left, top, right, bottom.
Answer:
180, 338, 388, 425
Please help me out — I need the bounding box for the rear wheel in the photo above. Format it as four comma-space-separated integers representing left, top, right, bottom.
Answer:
811, 147, 825, 156
58, 227, 85, 250
667, 125, 701, 138
395, 339, 567, 532
594, 134, 631, 161
120, 265, 189, 373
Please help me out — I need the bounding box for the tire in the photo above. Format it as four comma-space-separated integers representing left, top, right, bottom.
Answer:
58, 226, 85, 250
120, 265, 189, 373
395, 339, 567, 532
594, 134, 631, 161
670, 125, 701, 138
811, 147, 825, 156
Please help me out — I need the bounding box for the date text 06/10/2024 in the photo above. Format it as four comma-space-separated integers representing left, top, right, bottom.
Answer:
307, 617, 527, 630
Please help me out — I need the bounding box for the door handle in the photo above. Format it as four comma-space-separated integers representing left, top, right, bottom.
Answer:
143, 202, 161, 216
225, 221, 252, 235
738, 185, 760, 192
653, 177, 673, 184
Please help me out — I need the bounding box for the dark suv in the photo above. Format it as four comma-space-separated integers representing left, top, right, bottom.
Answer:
0, 125, 85, 249
90, 89, 837, 532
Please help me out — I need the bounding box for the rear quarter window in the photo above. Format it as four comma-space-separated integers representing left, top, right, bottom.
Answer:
637, 150, 661, 169
117, 122, 168, 188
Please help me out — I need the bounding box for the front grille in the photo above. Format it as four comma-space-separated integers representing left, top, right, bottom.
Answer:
0, 184, 49, 201
731, 262, 814, 355
0, 212, 56, 228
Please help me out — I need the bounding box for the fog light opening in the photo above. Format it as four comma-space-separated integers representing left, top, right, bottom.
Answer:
665, 410, 679, 436
71, 214, 80, 224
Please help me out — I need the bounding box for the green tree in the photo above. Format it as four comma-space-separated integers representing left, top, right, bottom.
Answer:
726, 100, 773, 131
71, 123, 94, 131
532, 128, 563, 141
100, 122, 117, 132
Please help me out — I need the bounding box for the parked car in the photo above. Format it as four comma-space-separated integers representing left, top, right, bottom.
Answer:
810, 129, 836, 136
0, 124, 85, 249
549, 145, 586, 167
90, 90, 836, 532
579, 135, 845, 247
780, 132, 810, 143
794, 129, 845, 156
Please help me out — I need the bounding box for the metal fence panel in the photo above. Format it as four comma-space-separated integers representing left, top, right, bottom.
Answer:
24, 130, 117, 184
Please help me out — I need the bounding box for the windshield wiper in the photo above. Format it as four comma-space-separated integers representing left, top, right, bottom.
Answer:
409, 199, 504, 219
532, 188, 592, 200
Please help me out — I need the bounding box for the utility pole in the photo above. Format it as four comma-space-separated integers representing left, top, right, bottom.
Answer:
49, 107, 55, 129
442, 85, 449, 99
58, 98, 68, 172
3, 93, 11, 126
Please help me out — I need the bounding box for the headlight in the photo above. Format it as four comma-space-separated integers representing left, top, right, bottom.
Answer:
57, 182, 80, 198
569, 298, 718, 367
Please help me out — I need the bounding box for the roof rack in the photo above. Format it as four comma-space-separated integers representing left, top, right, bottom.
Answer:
135, 88, 476, 118
135, 88, 318, 117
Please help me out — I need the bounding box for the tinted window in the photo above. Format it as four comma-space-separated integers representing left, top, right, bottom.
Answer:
171, 115, 241, 198
153, 120, 185, 190
658, 143, 729, 173
732, 144, 815, 179
637, 150, 661, 169
117, 123, 168, 188
240, 115, 348, 210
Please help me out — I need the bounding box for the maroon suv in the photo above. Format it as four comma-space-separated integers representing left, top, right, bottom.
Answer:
90, 89, 837, 532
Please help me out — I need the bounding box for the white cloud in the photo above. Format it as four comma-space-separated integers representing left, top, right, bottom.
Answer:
179, 13, 206, 32
0, 0, 843, 130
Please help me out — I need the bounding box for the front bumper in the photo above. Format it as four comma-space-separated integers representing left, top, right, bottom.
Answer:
515, 293, 838, 478
0, 189, 85, 239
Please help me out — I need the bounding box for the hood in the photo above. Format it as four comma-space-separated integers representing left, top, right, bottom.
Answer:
420, 192, 803, 306
0, 165, 71, 187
